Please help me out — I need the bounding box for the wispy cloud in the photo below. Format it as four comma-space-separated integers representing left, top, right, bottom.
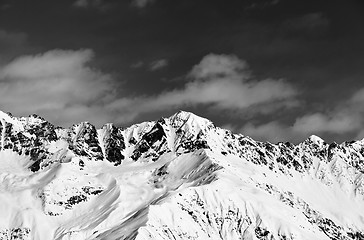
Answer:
149, 59, 168, 71
131, 0, 155, 8
283, 12, 330, 34
130, 61, 144, 69
246, 0, 280, 10
73, 0, 111, 11
74, 0, 99, 8
131, 59, 168, 71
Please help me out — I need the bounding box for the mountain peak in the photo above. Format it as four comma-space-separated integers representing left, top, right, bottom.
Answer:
306, 134, 325, 146
171, 110, 201, 120
169, 110, 213, 127
0, 110, 24, 132
0, 110, 13, 122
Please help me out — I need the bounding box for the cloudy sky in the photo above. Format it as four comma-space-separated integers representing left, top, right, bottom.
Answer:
0, 0, 363, 143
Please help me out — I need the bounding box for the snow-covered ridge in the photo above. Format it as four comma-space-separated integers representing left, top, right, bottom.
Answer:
0, 110, 363, 240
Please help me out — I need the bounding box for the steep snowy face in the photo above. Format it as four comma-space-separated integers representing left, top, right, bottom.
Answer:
0, 110, 363, 240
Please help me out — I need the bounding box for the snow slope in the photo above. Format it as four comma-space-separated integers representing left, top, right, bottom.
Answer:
0, 110, 363, 240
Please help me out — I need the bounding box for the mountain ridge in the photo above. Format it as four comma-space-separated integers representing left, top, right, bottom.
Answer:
0, 110, 363, 240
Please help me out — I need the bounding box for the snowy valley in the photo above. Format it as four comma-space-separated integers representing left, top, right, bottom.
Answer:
0, 110, 363, 240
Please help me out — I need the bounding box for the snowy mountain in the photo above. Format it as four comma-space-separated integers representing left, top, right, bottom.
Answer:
0, 110, 363, 240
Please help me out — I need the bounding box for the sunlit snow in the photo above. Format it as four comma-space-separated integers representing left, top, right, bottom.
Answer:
0, 110, 363, 239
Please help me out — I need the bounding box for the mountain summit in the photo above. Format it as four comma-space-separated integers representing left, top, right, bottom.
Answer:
0, 110, 363, 240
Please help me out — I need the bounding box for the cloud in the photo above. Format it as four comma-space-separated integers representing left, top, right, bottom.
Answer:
292, 113, 360, 134
241, 121, 300, 143
131, 0, 154, 8
292, 87, 364, 139
0, 49, 116, 127
245, 0, 280, 10
297, 12, 329, 28
149, 59, 168, 71
163, 54, 296, 111
240, 87, 364, 143
351, 88, 364, 103
356, 130, 364, 140
131, 61, 144, 69
106, 54, 298, 123
74, 0, 90, 7
283, 12, 330, 33
131, 59, 168, 70
74, 0, 100, 8
73, 0, 111, 11
189, 54, 249, 79
348, 89, 364, 140
240, 114, 359, 144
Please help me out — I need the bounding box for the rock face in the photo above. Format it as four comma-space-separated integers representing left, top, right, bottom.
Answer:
0, 110, 363, 240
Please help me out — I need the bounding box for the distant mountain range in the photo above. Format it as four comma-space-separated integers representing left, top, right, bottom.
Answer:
0, 110, 363, 240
